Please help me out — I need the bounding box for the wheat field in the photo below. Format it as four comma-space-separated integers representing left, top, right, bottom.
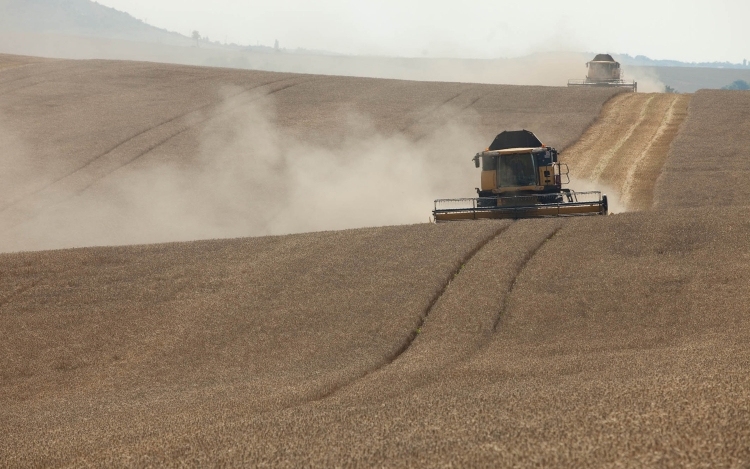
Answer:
2, 54, 749, 467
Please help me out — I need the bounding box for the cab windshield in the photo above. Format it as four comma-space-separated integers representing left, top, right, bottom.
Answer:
497, 153, 536, 187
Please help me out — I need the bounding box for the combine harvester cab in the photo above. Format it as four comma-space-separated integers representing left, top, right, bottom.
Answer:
568, 53, 637, 92
433, 130, 608, 221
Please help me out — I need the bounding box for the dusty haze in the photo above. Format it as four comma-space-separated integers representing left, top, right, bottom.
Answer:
0, 57, 620, 252
1, 96, 483, 250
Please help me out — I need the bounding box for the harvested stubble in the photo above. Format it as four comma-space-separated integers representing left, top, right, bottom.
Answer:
562, 92, 690, 211
654, 89, 750, 209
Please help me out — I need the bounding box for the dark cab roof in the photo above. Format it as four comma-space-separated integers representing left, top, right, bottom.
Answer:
488, 130, 544, 151
592, 53, 616, 62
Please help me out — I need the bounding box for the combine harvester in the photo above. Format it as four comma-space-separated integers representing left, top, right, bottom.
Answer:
568, 53, 637, 92
433, 130, 608, 221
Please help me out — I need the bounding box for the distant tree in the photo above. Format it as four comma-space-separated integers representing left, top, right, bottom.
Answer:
722, 80, 750, 90
664, 84, 677, 93
192, 30, 201, 47
274, 39, 279, 51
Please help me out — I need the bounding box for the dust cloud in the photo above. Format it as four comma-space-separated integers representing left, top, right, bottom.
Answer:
567, 176, 625, 214
627, 67, 666, 93
0, 95, 484, 252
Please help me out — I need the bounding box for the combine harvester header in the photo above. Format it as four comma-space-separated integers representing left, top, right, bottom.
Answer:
568, 54, 637, 92
433, 130, 608, 221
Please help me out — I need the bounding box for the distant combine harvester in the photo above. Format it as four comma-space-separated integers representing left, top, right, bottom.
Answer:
568, 54, 637, 92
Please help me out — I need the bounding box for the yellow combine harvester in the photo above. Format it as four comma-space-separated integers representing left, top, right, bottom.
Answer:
433, 130, 608, 221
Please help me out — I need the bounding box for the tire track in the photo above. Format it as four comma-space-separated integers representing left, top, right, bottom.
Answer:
0, 62, 55, 85
492, 224, 562, 331
0, 75, 300, 212
401, 87, 487, 141
0, 76, 313, 230
306, 219, 564, 405
413, 93, 487, 141
0, 61, 40, 75
0, 81, 45, 98
308, 221, 512, 402
398, 90, 465, 133
82, 79, 313, 190
384, 220, 510, 364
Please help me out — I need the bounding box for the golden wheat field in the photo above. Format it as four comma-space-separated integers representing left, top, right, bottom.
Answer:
1, 53, 750, 467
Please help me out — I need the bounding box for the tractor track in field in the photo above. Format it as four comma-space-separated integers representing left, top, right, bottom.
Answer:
0, 75, 314, 230
400, 87, 487, 140
306, 219, 562, 405
308, 221, 512, 403
0, 75, 302, 208
70, 78, 315, 196
0, 61, 40, 75
492, 225, 562, 332
384, 220, 508, 362
0, 62, 60, 85
412, 93, 487, 142
398, 91, 464, 133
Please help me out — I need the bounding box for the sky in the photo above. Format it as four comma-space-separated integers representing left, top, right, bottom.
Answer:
96, 0, 750, 63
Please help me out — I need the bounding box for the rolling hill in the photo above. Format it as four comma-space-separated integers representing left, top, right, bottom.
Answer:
2, 53, 750, 466
3, 1, 750, 93
0, 0, 192, 46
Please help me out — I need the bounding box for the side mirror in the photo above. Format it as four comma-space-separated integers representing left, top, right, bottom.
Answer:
473, 153, 480, 168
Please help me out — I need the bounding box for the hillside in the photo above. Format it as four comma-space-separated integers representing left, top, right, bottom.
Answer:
2, 0, 749, 94
0, 54, 620, 252
2, 54, 750, 466
0, 0, 192, 46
